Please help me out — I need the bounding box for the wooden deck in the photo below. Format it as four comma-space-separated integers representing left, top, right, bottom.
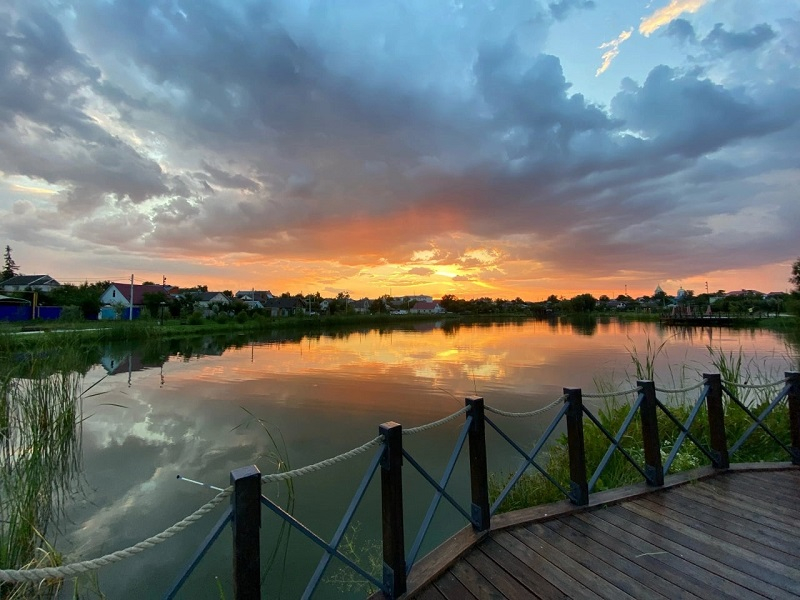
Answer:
406, 466, 800, 599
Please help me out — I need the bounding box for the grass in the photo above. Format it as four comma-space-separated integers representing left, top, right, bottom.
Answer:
0, 340, 99, 599
489, 345, 795, 514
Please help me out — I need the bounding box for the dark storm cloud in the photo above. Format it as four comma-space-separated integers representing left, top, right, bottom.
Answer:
0, 4, 170, 212
0, 0, 798, 286
663, 19, 697, 44
702, 23, 776, 54
548, 0, 595, 21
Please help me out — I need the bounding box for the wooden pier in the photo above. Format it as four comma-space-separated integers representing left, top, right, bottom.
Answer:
407, 465, 800, 599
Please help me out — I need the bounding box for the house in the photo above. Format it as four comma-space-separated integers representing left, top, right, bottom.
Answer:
0, 274, 61, 293
262, 297, 304, 317
351, 298, 372, 314
99, 283, 178, 319
235, 290, 274, 303
195, 292, 231, 309
410, 301, 445, 315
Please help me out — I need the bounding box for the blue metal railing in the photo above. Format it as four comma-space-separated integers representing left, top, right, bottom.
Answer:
165, 371, 800, 599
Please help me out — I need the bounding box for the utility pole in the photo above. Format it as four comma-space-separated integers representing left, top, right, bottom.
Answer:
130, 274, 134, 321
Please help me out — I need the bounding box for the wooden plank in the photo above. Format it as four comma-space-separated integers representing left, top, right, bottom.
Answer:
493, 529, 604, 600
623, 497, 800, 583
433, 569, 477, 600
572, 512, 753, 600
478, 538, 568, 599
733, 471, 800, 501
560, 515, 704, 600
655, 486, 800, 558
602, 504, 795, 599
594, 507, 783, 600
463, 547, 549, 600
531, 520, 671, 600
723, 472, 799, 506
448, 558, 505, 600
625, 498, 800, 585
685, 479, 799, 525
412, 586, 447, 600
510, 525, 637, 600
670, 480, 800, 534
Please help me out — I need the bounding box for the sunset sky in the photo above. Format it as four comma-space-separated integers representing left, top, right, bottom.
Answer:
1, 0, 798, 300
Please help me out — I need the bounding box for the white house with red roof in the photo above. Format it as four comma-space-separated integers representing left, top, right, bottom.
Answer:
410, 301, 445, 314
99, 283, 179, 318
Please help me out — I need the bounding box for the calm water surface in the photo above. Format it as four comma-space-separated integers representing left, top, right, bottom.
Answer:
55, 319, 796, 598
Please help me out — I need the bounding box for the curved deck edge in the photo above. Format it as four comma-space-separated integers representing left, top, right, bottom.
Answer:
386, 462, 797, 599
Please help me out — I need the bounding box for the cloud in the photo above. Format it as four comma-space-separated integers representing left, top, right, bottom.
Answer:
0, 0, 798, 297
596, 29, 633, 76
663, 18, 697, 44
548, 0, 595, 22
639, 0, 709, 37
701, 23, 776, 54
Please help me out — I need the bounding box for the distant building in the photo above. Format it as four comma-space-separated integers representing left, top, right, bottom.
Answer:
410, 301, 445, 315
0, 274, 60, 293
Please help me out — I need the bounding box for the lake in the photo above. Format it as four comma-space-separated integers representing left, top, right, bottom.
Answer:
52, 318, 797, 598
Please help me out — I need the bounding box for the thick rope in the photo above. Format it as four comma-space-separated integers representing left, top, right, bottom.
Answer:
485, 394, 566, 418
655, 380, 707, 394
0, 487, 232, 583
722, 378, 788, 390
403, 406, 471, 435
260, 436, 384, 483
583, 387, 641, 399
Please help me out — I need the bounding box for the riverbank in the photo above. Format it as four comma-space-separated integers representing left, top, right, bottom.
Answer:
1, 311, 798, 350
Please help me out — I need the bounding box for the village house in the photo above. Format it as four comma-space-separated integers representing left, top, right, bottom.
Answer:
0, 274, 61, 293
99, 282, 178, 319
410, 301, 445, 315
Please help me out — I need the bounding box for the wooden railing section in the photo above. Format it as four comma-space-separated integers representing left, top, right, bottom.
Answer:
167, 371, 800, 599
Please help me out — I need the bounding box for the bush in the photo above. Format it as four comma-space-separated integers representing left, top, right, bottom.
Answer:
58, 306, 83, 322
235, 311, 249, 324
187, 312, 203, 326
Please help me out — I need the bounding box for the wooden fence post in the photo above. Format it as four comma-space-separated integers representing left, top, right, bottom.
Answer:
564, 388, 588, 505
787, 372, 800, 466
703, 373, 730, 469
638, 381, 664, 486
230, 465, 261, 600
465, 396, 490, 531
379, 421, 406, 599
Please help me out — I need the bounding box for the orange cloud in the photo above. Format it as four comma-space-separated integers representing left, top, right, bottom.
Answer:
639, 0, 708, 37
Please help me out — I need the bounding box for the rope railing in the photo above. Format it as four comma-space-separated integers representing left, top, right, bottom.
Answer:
485, 394, 566, 418
6, 372, 796, 591
260, 435, 384, 483
0, 407, 473, 583
403, 405, 471, 435
582, 386, 641, 399
722, 378, 788, 390
655, 380, 707, 394
0, 487, 233, 583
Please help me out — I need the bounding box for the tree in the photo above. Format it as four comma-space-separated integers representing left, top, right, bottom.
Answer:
2, 245, 19, 281
790, 257, 800, 292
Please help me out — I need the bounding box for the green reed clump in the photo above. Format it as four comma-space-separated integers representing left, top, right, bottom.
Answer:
0, 340, 92, 599
490, 345, 794, 514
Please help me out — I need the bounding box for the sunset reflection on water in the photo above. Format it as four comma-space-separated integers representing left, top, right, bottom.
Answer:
59, 319, 793, 598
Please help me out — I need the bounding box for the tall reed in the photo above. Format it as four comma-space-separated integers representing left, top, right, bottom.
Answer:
490, 344, 794, 513
0, 338, 90, 598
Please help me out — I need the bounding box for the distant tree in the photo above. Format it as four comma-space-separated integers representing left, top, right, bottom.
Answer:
546, 294, 559, 304
222, 290, 233, 298
195, 284, 208, 292
598, 295, 610, 302
2, 245, 19, 281
790, 257, 800, 292
568, 293, 597, 313
142, 291, 169, 318
142, 280, 155, 285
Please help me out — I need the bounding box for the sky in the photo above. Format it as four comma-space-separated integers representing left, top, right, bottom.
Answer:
1, 0, 798, 300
